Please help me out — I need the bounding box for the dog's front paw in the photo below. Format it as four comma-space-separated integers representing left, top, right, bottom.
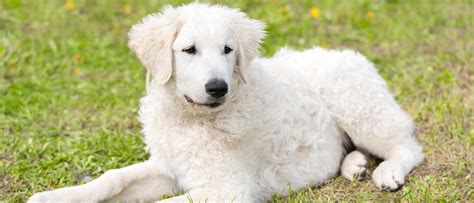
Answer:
372, 160, 407, 191
28, 190, 77, 203
28, 191, 54, 203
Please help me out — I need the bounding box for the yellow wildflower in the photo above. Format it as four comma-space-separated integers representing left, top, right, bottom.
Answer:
310, 7, 320, 19
367, 11, 374, 18
75, 52, 82, 63
65, 0, 74, 11
122, 3, 133, 14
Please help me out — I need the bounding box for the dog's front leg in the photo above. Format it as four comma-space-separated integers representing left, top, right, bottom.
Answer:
28, 161, 179, 202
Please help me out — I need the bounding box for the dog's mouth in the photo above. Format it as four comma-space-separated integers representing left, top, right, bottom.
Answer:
184, 95, 223, 108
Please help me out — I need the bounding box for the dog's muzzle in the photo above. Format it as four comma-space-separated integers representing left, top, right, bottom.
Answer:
184, 95, 224, 108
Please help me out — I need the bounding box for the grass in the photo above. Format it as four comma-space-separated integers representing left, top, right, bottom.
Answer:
0, 0, 472, 202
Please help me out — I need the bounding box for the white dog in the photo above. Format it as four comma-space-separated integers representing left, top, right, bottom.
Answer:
29, 3, 424, 202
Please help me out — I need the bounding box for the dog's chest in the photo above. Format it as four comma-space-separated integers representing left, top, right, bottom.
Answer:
143, 115, 249, 187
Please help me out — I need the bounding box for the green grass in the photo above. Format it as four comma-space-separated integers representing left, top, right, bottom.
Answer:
1, 0, 472, 202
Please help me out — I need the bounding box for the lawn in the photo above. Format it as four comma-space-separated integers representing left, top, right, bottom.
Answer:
0, 0, 472, 202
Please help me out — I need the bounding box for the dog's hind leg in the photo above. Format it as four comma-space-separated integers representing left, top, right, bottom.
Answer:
319, 50, 424, 191
341, 150, 370, 181
28, 161, 179, 202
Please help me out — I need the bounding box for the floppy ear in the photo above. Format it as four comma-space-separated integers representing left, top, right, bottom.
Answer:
231, 16, 265, 83
128, 6, 181, 85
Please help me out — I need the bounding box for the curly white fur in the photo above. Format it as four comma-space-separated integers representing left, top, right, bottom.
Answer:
28, 3, 423, 203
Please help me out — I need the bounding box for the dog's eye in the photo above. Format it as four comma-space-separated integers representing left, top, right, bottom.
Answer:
182, 46, 196, 54
224, 46, 233, 54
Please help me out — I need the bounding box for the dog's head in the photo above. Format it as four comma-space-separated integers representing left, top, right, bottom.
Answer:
129, 3, 264, 111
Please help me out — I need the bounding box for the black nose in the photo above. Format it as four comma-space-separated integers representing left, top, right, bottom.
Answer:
205, 79, 228, 98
